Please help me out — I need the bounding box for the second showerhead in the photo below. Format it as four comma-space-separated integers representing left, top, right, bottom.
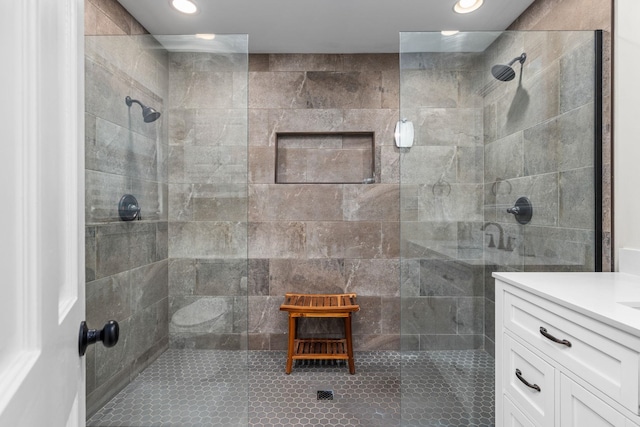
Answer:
125, 96, 162, 123
491, 52, 527, 82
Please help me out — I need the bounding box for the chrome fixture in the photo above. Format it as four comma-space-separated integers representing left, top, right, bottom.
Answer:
491, 53, 527, 82
125, 96, 161, 123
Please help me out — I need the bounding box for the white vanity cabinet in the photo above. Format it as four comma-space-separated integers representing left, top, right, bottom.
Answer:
495, 272, 640, 427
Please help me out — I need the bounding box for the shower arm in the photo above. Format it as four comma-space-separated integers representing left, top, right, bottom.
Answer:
507, 53, 527, 67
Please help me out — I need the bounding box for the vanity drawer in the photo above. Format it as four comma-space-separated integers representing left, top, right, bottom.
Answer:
503, 287, 640, 414
503, 333, 554, 426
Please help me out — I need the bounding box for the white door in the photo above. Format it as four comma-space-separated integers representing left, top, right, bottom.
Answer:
0, 0, 85, 426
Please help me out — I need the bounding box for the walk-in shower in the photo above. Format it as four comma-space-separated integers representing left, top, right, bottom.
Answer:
85, 29, 602, 427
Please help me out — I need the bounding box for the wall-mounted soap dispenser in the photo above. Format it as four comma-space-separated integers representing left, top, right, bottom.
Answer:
394, 118, 414, 148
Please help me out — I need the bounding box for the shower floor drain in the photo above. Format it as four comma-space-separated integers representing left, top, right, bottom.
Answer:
317, 390, 334, 401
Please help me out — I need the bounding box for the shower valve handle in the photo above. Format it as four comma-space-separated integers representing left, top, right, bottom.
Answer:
506, 197, 533, 225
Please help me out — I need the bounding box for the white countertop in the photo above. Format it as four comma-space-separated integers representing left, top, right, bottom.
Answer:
494, 271, 640, 337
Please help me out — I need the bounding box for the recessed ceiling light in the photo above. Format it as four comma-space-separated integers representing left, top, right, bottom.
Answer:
195, 34, 216, 40
171, 0, 198, 14
453, 0, 484, 14
441, 30, 460, 36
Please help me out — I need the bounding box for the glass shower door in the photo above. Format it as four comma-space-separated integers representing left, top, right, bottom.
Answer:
399, 30, 601, 426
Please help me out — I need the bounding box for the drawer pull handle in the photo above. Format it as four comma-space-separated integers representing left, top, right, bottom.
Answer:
515, 369, 541, 392
539, 327, 572, 347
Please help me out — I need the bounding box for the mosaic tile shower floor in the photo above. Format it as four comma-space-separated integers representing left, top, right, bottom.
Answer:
87, 349, 494, 427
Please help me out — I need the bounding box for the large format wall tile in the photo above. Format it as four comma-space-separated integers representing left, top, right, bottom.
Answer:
169, 221, 247, 259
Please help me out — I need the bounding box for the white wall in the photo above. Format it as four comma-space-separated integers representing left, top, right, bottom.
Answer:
614, 0, 640, 269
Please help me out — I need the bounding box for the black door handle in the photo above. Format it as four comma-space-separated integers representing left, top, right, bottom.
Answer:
79, 320, 120, 356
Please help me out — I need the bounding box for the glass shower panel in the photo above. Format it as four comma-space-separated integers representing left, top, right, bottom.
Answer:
84, 33, 248, 426
399, 31, 600, 426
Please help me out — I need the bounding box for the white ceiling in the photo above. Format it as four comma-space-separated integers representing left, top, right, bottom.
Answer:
117, 0, 535, 54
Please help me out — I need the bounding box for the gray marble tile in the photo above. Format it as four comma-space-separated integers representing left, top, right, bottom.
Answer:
249, 147, 276, 184
248, 259, 269, 296
417, 183, 483, 222
343, 184, 400, 221
302, 71, 383, 109
400, 259, 420, 297
380, 146, 400, 184
169, 221, 247, 258
168, 258, 196, 297
248, 221, 306, 259
304, 222, 349, 259
192, 108, 247, 147
249, 72, 308, 109
130, 260, 169, 309
523, 103, 594, 176
156, 221, 168, 260
381, 297, 401, 335
400, 70, 458, 109
401, 297, 437, 335
419, 334, 484, 351
413, 107, 482, 147
268, 54, 343, 71
559, 167, 596, 230
419, 259, 483, 297
173, 145, 247, 185
249, 184, 343, 221
95, 222, 157, 278
400, 146, 457, 185
521, 226, 595, 271
86, 226, 97, 282
484, 298, 495, 344
267, 109, 344, 144
352, 296, 382, 335
343, 259, 400, 297
342, 109, 398, 146
86, 271, 131, 328
248, 296, 288, 334
268, 259, 346, 296
456, 297, 484, 335
169, 71, 234, 109
400, 221, 459, 259
195, 259, 247, 296
484, 132, 524, 182
127, 299, 169, 364
560, 39, 596, 114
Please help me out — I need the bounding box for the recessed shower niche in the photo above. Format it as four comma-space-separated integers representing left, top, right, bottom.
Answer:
275, 132, 375, 184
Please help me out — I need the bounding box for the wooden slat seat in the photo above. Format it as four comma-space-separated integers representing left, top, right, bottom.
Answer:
279, 293, 359, 374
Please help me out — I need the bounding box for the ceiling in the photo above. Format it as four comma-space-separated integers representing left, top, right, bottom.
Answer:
117, 0, 535, 54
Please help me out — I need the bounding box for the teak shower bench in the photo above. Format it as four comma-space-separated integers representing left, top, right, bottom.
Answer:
279, 293, 359, 374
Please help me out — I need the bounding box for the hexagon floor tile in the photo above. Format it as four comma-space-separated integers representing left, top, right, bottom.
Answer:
87, 350, 494, 426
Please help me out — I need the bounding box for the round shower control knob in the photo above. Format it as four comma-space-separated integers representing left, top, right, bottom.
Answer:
507, 196, 533, 224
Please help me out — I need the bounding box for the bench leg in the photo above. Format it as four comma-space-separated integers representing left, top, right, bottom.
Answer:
285, 315, 295, 374
344, 315, 355, 374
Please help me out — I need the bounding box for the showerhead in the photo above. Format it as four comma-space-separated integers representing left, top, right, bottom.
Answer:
125, 96, 161, 123
491, 53, 527, 82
